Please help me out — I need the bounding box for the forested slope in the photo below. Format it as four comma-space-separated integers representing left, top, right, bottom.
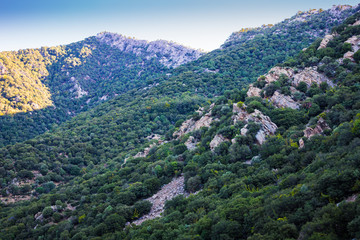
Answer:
0, 34, 202, 147
0, 5, 360, 240
0, 5, 356, 147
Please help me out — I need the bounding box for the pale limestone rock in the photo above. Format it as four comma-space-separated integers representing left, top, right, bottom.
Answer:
255, 130, 267, 145
353, 20, 360, 26
210, 134, 229, 150
270, 91, 300, 109
173, 113, 214, 138
247, 85, 262, 97
318, 34, 334, 49
344, 51, 354, 60
232, 106, 278, 145
184, 136, 197, 150
303, 117, 330, 138
345, 35, 360, 52
240, 125, 248, 136
260, 67, 294, 84
96, 32, 204, 68
132, 176, 187, 225
299, 138, 305, 148
293, 67, 335, 88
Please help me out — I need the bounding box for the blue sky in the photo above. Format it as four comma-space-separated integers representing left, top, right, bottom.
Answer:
1, 0, 359, 52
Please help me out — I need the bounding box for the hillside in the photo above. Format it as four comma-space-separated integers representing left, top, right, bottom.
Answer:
0, 34, 203, 146
0, 5, 357, 147
0, 4, 360, 240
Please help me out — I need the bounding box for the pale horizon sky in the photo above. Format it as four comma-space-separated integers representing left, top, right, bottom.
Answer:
1, 0, 359, 52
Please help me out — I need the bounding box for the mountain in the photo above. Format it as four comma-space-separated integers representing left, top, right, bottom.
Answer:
1, 4, 360, 240
0, 34, 203, 146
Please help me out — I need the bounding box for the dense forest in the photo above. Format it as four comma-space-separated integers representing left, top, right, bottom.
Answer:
1, 4, 360, 240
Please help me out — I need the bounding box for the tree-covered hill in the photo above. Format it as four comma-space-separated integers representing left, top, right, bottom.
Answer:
0, 34, 203, 147
0, 5, 358, 148
1, 7, 360, 240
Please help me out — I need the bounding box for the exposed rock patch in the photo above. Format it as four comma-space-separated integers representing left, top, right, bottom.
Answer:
132, 176, 187, 225
232, 105, 278, 144
318, 34, 334, 49
303, 117, 330, 138
293, 67, 335, 88
210, 134, 229, 150
70, 77, 88, 98
345, 35, 360, 52
270, 91, 300, 109
260, 67, 294, 84
96, 32, 204, 68
173, 104, 216, 138
247, 85, 262, 97
184, 136, 198, 150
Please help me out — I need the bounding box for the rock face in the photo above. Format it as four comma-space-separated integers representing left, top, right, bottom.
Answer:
232, 105, 278, 145
293, 67, 334, 88
345, 35, 360, 53
69, 77, 88, 98
184, 136, 197, 150
303, 117, 330, 138
209, 134, 229, 150
132, 176, 187, 225
247, 85, 262, 97
260, 67, 294, 84
173, 104, 216, 138
270, 91, 300, 109
318, 34, 335, 49
96, 32, 204, 68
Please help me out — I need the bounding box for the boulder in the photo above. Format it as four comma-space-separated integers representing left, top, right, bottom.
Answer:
270, 91, 300, 109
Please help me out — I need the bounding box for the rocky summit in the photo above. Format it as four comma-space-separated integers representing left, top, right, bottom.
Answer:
96, 32, 204, 68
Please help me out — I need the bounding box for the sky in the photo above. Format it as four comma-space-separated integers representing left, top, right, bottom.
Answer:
0, 0, 359, 52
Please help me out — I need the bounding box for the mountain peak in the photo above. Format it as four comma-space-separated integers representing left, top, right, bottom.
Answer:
96, 32, 204, 68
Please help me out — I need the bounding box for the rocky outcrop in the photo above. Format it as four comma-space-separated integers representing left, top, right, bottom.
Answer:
173, 105, 215, 138
132, 176, 187, 225
247, 85, 262, 97
344, 51, 355, 60
232, 105, 278, 145
270, 91, 300, 109
260, 67, 294, 84
210, 134, 229, 150
345, 35, 360, 52
184, 136, 197, 150
303, 117, 330, 138
293, 67, 334, 88
96, 32, 204, 68
318, 34, 334, 49
70, 77, 88, 98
